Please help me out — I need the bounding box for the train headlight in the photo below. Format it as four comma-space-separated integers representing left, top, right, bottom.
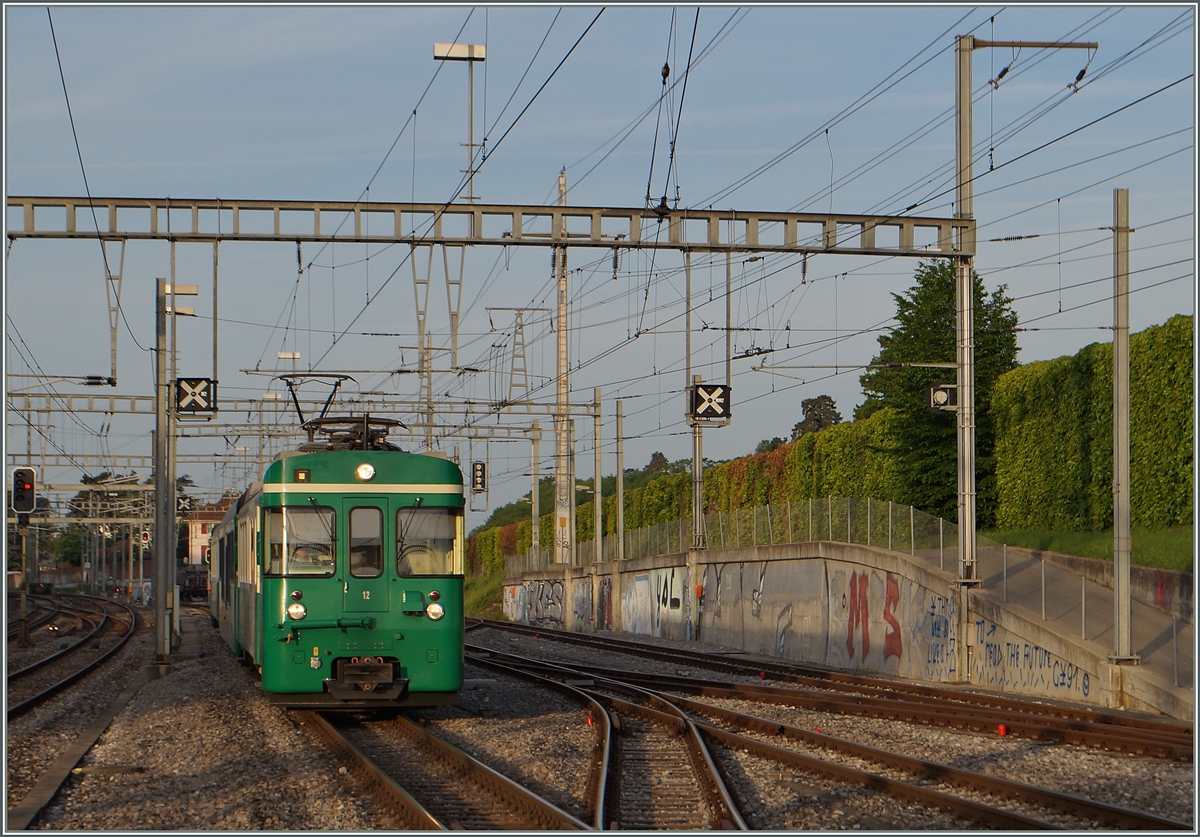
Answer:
425, 602, 445, 621
286, 602, 307, 621
355, 463, 376, 481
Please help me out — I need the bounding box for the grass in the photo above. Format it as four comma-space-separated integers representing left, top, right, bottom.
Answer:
464, 568, 508, 620
981, 526, 1194, 573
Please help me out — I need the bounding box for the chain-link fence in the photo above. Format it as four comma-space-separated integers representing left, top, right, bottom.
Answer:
509, 496, 965, 574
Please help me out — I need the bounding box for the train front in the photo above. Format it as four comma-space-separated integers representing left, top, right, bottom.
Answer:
258, 449, 465, 708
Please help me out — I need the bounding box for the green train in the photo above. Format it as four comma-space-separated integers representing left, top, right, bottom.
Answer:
209, 417, 465, 708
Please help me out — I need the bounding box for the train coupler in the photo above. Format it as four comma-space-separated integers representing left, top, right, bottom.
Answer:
325, 657, 409, 701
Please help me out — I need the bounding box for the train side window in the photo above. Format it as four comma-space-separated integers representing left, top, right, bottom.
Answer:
396, 507, 459, 576
264, 509, 283, 575
264, 506, 335, 577
349, 507, 383, 578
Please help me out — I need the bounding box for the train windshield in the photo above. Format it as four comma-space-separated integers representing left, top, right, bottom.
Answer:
396, 507, 462, 576
264, 506, 336, 577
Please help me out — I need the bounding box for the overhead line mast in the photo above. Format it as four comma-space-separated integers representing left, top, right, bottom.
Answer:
554, 168, 572, 565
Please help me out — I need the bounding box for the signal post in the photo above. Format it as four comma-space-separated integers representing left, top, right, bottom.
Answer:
11, 467, 37, 645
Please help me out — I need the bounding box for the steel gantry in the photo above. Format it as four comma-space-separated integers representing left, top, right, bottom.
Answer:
7, 196, 974, 257
9, 194, 974, 568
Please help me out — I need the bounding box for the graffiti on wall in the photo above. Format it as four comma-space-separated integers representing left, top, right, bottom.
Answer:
775, 603, 793, 657
883, 573, 902, 661
827, 563, 958, 679
622, 567, 687, 637
502, 584, 526, 623
598, 577, 613, 631
919, 593, 957, 680
623, 573, 653, 634
749, 562, 768, 618
844, 569, 904, 663
846, 571, 870, 659
524, 579, 565, 628
572, 576, 593, 632
709, 564, 726, 618
656, 567, 680, 612
973, 618, 1091, 699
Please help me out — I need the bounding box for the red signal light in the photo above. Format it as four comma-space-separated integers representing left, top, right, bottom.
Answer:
11, 468, 36, 513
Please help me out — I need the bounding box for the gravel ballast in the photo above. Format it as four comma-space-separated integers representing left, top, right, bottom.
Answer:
465, 626, 1196, 827
22, 610, 384, 831
10, 613, 1194, 830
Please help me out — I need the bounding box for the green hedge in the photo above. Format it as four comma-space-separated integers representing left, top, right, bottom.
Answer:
993, 314, 1193, 530
475, 316, 1192, 559
703, 407, 902, 510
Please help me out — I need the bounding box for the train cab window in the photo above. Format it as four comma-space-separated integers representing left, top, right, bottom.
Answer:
396, 507, 460, 576
349, 507, 383, 578
264, 506, 335, 577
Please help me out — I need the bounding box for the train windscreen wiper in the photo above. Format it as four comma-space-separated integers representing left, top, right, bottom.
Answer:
396, 496, 424, 558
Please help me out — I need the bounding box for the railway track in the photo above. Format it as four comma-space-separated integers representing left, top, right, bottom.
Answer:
7, 593, 59, 641
301, 710, 590, 830
603, 704, 734, 830
464, 650, 741, 830
467, 629, 1193, 830
6, 595, 138, 719
478, 619, 1192, 760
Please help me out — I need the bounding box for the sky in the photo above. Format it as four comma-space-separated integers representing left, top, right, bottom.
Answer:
4, 3, 1196, 532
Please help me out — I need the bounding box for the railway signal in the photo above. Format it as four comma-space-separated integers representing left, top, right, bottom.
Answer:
176, 377, 216, 413
927, 384, 958, 411
471, 461, 487, 493
11, 467, 36, 513
690, 383, 731, 421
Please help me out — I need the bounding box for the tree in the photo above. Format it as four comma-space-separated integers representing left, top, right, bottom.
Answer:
855, 259, 1018, 524
755, 437, 786, 454
791, 395, 842, 441
646, 452, 669, 473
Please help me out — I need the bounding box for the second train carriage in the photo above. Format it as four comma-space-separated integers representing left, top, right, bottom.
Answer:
209, 417, 465, 708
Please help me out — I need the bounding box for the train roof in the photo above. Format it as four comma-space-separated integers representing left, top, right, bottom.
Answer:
260, 448, 464, 501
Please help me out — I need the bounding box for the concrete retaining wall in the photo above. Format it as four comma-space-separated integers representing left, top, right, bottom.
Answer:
503, 542, 1193, 720
1007, 545, 1194, 622
691, 542, 962, 683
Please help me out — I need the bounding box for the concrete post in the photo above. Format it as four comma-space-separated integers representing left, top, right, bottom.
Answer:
154, 279, 170, 663
686, 548, 698, 641
553, 170, 571, 565
616, 400, 624, 562
530, 421, 540, 567
593, 388, 603, 566
955, 35, 979, 587
1110, 188, 1137, 664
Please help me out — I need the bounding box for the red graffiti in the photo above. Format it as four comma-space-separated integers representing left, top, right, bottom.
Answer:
1154, 572, 1174, 612
847, 571, 870, 659
883, 572, 902, 661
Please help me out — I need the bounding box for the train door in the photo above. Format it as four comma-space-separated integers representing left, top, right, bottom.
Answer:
343, 500, 389, 613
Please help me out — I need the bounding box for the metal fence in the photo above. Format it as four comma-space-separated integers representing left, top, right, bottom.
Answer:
505, 497, 963, 576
